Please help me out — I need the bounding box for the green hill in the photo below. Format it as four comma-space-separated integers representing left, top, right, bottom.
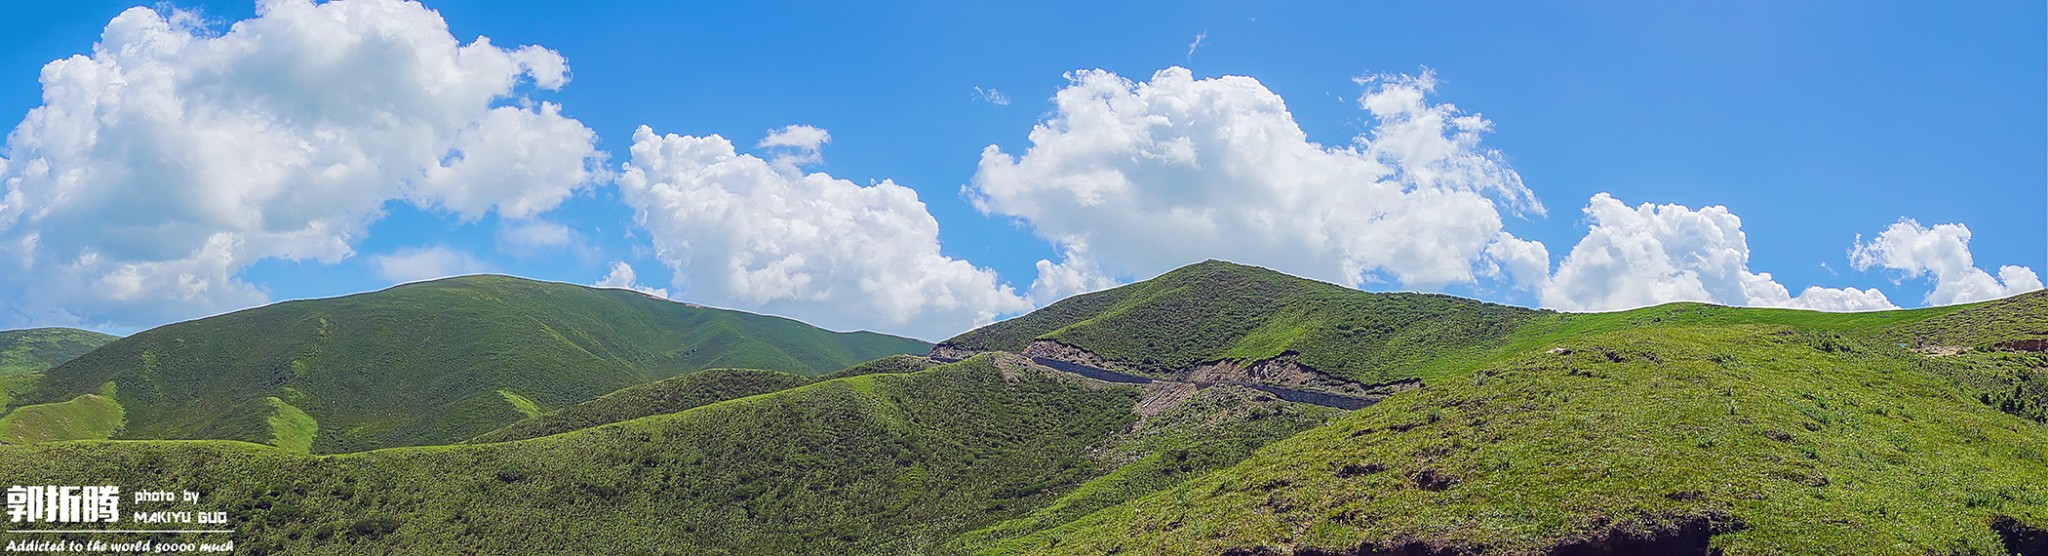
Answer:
4, 275, 927, 453
937, 260, 1539, 386
0, 327, 118, 376
959, 288, 2048, 555
0, 353, 1334, 555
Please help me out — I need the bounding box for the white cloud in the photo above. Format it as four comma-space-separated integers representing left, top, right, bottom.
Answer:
1186, 31, 1207, 60
757, 124, 831, 152
1850, 218, 2043, 305
0, 0, 602, 327
1542, 193, 1894, 312
594, 260, 669, 299
370, 246, 491, 284
619, 125, 1031, 340
973, 86, 1011, 106
497, 220, 578, 251
1026, 243, 1119, 305
756, 124, 831, 169
968, 66, 1545, 294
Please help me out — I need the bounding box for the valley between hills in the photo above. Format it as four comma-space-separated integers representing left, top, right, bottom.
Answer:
1, 260, 2044, 555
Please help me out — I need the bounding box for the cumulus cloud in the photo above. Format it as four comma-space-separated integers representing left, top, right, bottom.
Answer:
0, 0, 602, 327
1026, 243, 1121, 304
370, 246, 491, 284
968, 66, 1544, 293
618, 125, 1031, 340
1542, 193, 1894, 312
1850, 219, 2042, 305
594, 260, 670, 299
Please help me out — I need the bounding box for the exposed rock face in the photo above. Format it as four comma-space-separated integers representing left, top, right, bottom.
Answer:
1023, 339, 1129, 372
1179, 352, 1374, 396
927, 344, 979, 362
1026, 342, 1406, 399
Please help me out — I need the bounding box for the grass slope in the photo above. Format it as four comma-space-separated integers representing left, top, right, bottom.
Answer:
0, 373, 34, 409
469, 368, 814, 444
939, 260, 1538, 384
985, 297, 2048, 555
11, 275, 927, 453
955, 386, 1341, 554
0, 382, 123, 443
0, 355, 1157, 555
265, 397, 318, 454
0, 327, 118, 376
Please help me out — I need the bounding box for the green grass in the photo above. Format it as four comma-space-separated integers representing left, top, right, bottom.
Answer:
0, 372, 35, 408
10, 274, 928, 453
0, 355, 1152, 555
497, 389, 548, 419
1881, 288, 2048, 349
265, 397, 318, 453
0, 385, 124, 443
954, 386, 1342, 554
469, 368, 814, 444
0, 327, 118, 376
990, 322, 2048, 555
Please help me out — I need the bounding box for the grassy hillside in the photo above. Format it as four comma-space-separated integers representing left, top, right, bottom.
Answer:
973, 294, 2048, 555
3, 262, 2043, 555
938, 260, 1539, 385
469, 368, 814, 443
953, 385, 1341, 553
0, 354, 1225, 555
0, 327, 118, 376
0, 382, 123, 443
9, 275, 927, 453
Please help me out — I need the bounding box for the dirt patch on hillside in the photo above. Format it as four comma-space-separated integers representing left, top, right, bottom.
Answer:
928, 344, 978, 361
1996, 338, 2048, 353
1182, 353, 1343, 392
1134, 382, 1198, 418
1180, 351, 1402, 397
1280, 513, 1739, 556
1023, 339, 1129, 371
1911, 345, 1970, 357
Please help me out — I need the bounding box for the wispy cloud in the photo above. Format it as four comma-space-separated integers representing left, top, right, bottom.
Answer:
973, 86, 1011, 106
1186, 31, 1207, 60
370, 246, 492, 284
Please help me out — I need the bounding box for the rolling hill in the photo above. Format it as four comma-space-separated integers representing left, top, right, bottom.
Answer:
0, 327, 118, 376
936, 260, 1540, 389
1, 275, 927, 453
0, 261, 2044, 554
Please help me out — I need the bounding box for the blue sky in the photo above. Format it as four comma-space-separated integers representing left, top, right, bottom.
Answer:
0, 0, 2041, 340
